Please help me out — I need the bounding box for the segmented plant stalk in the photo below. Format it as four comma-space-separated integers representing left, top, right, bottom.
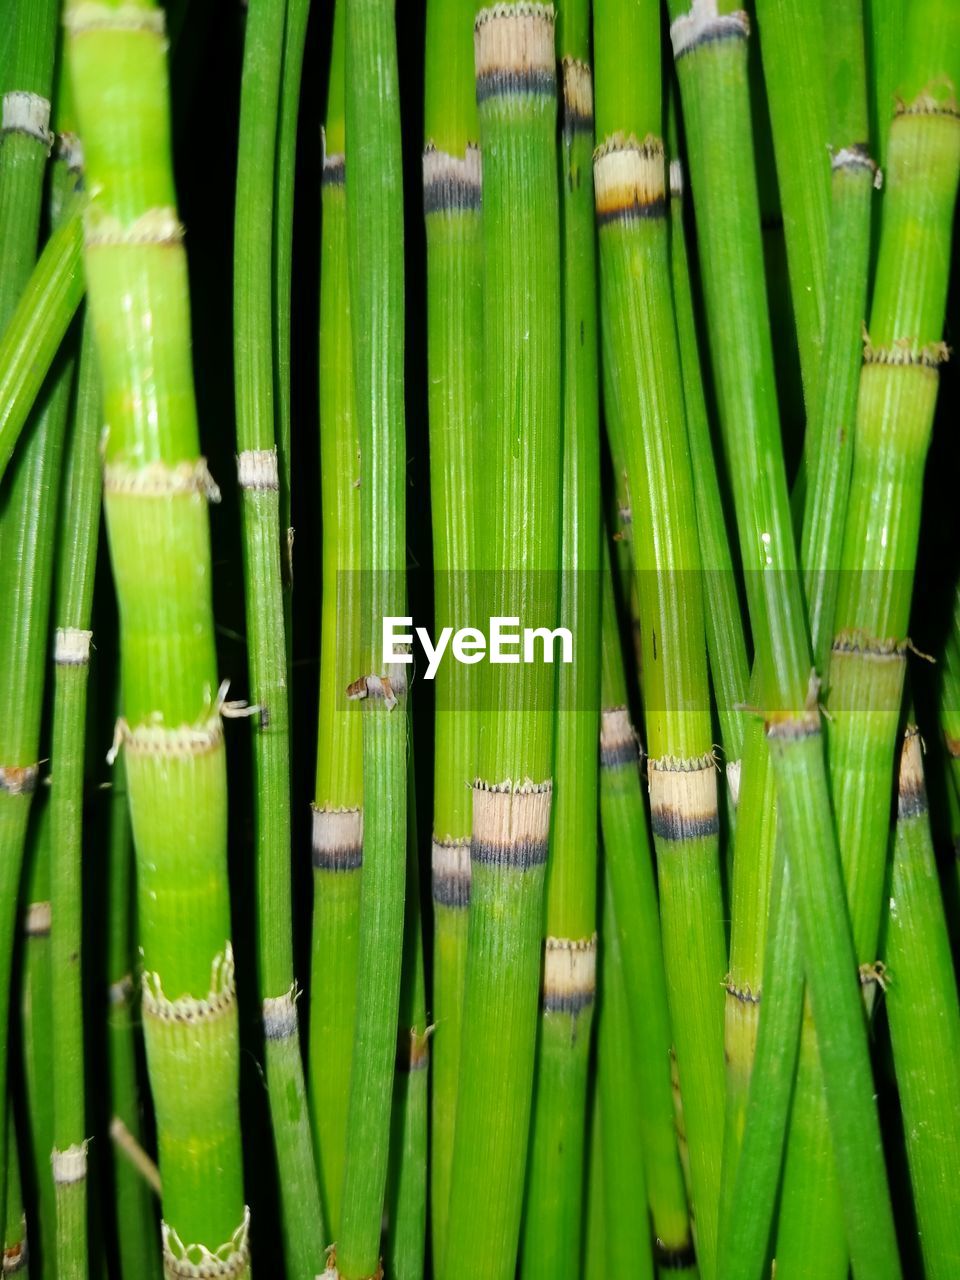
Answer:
422, 0, 482, 1259
105, 747, 162, 1280
775, 6, 876, 1270
752, 0, 830, 401
520, 4, 600, 1272
443, 7, 561, 1275
233, 0, 324, 1270
334, 0, 409, 1271
597, 549, 695, 1275
0, 197, 83, 482
49, 312, 102, 1280
309, 0, 362, 1243
66, 3, 249, 1271
884, 723, 960, 1278
0, 0, 60, 1228
667, 2, 900, 1272
597, 875, 655, 1280
594, 0, 726, 1269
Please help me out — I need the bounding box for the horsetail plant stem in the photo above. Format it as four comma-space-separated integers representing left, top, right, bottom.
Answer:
0, 196, 83, 483
865, 0, 905, 172
597, 545, 695, 1274
422, 0, 482, 1259
940, 580, 960, 800
66, 2, 249, 1271
0, 0, 67, 1224
310, 0, 363, 1243
233, 0, 325, 1270
667, 1, 901, 1272
48, 311, 102, 1280
883, 722, 960, 1278
2, 1122, 26, 1276
594, 0, 726, 1269
105, 744, 162, 1280
520, 1, 600, 1271
443, 7, 561, 1275
334, 0, 409, 1272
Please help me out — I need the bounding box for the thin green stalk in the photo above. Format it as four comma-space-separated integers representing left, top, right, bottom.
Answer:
940, 579, 960, 799
48, 310, 102, 1280
334, 0, 409, 1272
422, 0, 482, 1260
773, 6, 876, 1271
667, 2, 900, 1273
104, 749, 161, 1280
66, 2, 248, 1270
309, 0, 362, 1244
667, 141, 749, 788
0, 195, 84, 484
597, 546, 695, 1274
594, 0, 726, 1271
385, 776, 428, 1279
583, 1090, 604, 1280
233, 0, 324, 1271
752, 0, 830, 403
443, 7, 561, 1276
520, 1, 600, 1271
865, 0, 905, 172
597, 874, 655, 1280
883, 723, 960, 1277
273, 0, 311, 581
2, 1121, 27, 1277
0, 0, 61, 1230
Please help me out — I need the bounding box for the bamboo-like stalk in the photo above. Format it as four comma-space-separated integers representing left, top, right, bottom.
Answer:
65, 2, 248, 1271
884, 723, 960, 1278
0, 0, 61, 1231
594, 0, 726, 1270
104, 746, 162, 1280
233, 0, 324, 1270
333, 0, 410, 1272
0, 197, 83, 482
385, 779, 428, 1279
48, 308, 102, 1280
752, 0, 830, 402
667, 2, 901, 1272
597, 874, 655, 1280
443, 7, 561, 1275
597, 542, 695, 1274
520, 2, 600, 1271
309, 0, 363, 1245
422, 0, 482, 1260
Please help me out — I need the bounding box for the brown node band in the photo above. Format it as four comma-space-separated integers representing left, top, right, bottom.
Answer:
312, 806, 363, 872
670, 0, 750, 60
600, 705, 640, 769
862, 331, 950, 368
594, 135, 666, 224
472, 778, 552, 870
432, 837, 472, 907
648, 752, 719, 842
474, 4, 556, 102
542, 934, 597, 1014
423, 144, 482, 215
0, 764, 39, 796
561, 58, 593, 135
897, 725, 928, 819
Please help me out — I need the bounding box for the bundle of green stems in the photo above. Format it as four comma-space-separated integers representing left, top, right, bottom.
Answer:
0, 0, 957, 1275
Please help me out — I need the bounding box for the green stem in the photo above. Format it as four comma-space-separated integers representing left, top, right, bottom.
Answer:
443, 7, 561, 1275
66, 1, 248, 1267
233, 0, 324, 1270
335, 0, 409, 1272
521, 1, 600, 1271
422, 0, 482, 1260
2, 1118, 27, 1276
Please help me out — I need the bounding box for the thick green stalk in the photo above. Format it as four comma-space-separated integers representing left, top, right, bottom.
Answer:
594, 0, 726, 1270
0, 0, 61, 1230
104, 748, 162, 1280
521, 2, 600, 1271
667, 2, 900, 1273
335, 0, 409, 1273
597, 875, 655, 1280
752, 0, 830, 401
233, 1, 324, 1271
422, 0, 482, 1260
273, 0, 310, 574
48, 312, 102, 1280
309, 0, 362, 1244
667, 147, 749, 785
0, 196, 83, 484
597, 547, 695, 1273
66, 2, 248, 1269
443, 7, 561, 1275
884, 724, 960, 1278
